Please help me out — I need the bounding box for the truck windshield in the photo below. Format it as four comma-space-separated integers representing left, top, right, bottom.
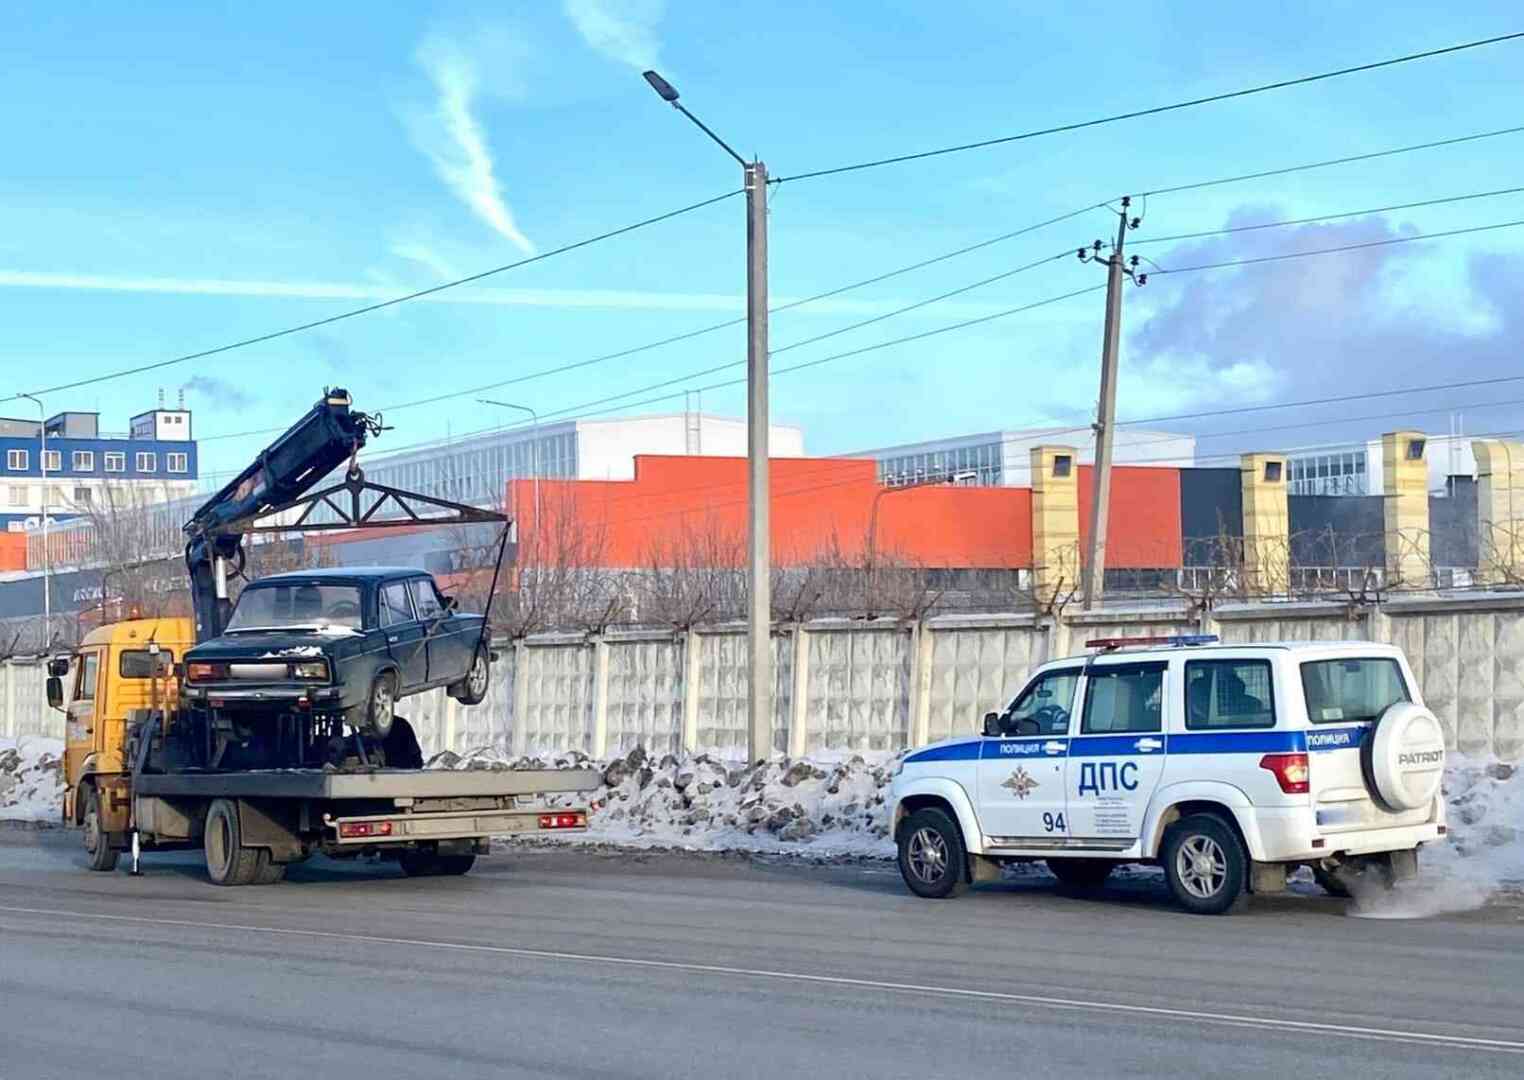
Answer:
1300, 658, 1409, 724
225, 584, 364, 632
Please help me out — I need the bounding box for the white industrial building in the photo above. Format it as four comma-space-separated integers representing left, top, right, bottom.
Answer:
855, 427, 1196, 489
1287, 434, 1479, 497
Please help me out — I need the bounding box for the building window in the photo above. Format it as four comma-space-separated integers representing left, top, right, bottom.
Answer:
72, 450, 94, 471
74, 487, 92, 505
7, 485, 26, 507
6, 449, 27, 471
167, 452, 188, 473
104, 452, 125, 473
135, 452, 156, 472
43, 449, 61, 471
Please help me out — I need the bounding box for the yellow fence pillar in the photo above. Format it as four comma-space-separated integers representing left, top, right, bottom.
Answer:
1382, 431, 1431, 589
1029, 445, 1079, 604
1240, 453, 1289, 596
1472, 438, 1524, 584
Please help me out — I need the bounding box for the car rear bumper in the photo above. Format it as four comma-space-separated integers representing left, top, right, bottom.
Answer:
1247, 806, 1446, 862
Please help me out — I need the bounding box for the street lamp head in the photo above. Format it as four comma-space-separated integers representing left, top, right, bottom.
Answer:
643, 70, 680, 103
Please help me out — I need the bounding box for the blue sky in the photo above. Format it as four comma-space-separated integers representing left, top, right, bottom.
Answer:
2, 1, 1522, 487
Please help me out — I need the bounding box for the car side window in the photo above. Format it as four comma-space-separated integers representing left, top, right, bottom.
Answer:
74, 652, 100, 703
1081, 663, 1165, 734
380, 582, 415, 627
410, 577, 445, 620
1185, 659, 1275, 730
997, 670, 1079, 736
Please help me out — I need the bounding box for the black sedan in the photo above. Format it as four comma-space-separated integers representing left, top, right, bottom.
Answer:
182, 567, 491, 739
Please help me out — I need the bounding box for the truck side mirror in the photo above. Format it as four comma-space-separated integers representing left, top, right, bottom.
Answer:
47, 657, 70, 678
46, 677, 64, 710
982, 711, 1001, 737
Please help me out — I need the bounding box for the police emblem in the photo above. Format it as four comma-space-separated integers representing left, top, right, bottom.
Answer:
1002, 767, 1038, 799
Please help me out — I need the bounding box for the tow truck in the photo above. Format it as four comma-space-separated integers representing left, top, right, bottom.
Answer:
47, 389, 599, 884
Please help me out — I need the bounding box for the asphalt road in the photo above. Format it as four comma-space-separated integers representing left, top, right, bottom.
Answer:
1, 829, 1522, 1079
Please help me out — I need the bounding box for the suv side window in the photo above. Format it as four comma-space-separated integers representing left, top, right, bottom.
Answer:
1081, 662, 1165, 734
997, 669, 1079, 736
410, 577, 445, 620
1185, 659, 1275, 729
380, 582, 415, 627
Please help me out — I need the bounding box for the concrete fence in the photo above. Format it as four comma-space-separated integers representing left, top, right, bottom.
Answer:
6, 594, 1523, 762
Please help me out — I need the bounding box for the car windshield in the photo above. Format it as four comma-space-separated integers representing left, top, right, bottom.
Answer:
225, 583, 364, 633
1300, 657, 1409, 724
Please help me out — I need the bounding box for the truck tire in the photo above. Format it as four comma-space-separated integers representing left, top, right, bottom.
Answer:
1048, 857, 1116, 892
896, 807, 969, 899
449, 645, 491, 706
398, 848, 477, 877
204, 798, 262, 886
364, 672, 397, 739
252, 851, 288, 885
1162, 813, 1247, 915
81, 785, 120, 873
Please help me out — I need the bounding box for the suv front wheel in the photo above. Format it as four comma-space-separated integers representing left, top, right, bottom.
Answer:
1162, 814, 1247, 915
897, 807, 969, 899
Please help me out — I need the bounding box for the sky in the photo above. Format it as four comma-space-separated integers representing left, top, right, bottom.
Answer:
1, 1, 1522, 488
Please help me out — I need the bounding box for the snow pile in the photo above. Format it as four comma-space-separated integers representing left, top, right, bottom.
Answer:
1354, 758, 1524, 918
0, 737, 65, 824
429, 745, 900, 859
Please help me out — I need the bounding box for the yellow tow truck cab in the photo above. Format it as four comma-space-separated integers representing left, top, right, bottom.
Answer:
54, 617, 193, 829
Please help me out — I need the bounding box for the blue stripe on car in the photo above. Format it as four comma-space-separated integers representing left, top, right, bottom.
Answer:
903, 724, 1371, 763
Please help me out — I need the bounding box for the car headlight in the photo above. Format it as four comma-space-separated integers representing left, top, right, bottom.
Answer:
292, 660, 329, 680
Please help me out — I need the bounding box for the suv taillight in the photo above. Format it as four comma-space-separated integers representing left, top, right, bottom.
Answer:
1259, 752, 1310, 794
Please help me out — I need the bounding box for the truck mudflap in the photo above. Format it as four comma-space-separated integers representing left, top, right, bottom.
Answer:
324, 808, 588, 846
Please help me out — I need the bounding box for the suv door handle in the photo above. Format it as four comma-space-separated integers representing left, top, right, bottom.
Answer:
1134, 737, 1164, 752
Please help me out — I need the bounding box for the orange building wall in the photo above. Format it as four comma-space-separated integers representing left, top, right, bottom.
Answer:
1076, 464, 1183, 568
0, 533, 26, 573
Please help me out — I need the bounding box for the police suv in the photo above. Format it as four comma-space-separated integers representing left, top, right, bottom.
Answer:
889, 636, 1448, 914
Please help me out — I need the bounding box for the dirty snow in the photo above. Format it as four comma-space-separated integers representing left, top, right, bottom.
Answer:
0, 737, 64, 824
261, 646, 326, 658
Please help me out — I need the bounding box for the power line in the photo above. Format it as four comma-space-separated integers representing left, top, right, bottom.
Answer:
774, 33, 1524, 183
1140, 123, 1524, 197
1151, 217, 1524, 274
1131, 185, 1524, 246
0, 188, 744, 406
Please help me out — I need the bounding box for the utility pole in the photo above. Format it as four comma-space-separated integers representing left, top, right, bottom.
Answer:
1078, 197, 1145, 610
644, 70, 771, 763
19, 394, 48, 648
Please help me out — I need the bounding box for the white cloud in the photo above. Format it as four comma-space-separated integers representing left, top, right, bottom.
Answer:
563, 0, 664, 70
410, 34, 535, 255
390, 241, 462, 281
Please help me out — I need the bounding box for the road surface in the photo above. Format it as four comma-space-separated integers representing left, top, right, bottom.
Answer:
2, 828, 1521, 1079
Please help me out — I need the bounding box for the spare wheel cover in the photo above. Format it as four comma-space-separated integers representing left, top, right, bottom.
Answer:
1363, 702, 1446, 812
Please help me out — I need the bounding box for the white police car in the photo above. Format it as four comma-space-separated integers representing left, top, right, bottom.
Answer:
890, 636, 1447, 914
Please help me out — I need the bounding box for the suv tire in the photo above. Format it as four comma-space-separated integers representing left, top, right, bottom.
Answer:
1048, 857, 1115, 892
897, 807, 969, 899
364, 672, 397, 739
1162, 813, 1247, 915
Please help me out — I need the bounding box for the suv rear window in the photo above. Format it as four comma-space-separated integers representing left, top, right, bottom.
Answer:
1300, 658, 1410, 724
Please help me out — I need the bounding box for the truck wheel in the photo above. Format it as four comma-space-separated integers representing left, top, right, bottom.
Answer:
450, 645, 491, 706
252, 851, 288, 885
204, 798, 261, 886
399, 849, 477, 877
364, 672, 397, 739
896, 808, 969, 899
1048, 858, 1115, 892
81, 785, 120, 873
1163, 814, 1248, 915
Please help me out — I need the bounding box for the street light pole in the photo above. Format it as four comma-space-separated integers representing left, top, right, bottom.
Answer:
19, 394, 48, 649
644, 70, 771, 763
478, 399, 541, 531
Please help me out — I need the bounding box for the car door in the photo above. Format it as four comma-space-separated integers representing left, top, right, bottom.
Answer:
409, 576, 467, 685
379, 580, 427, 690
64, 649, 103, 787
975, 667, 1080, 844
1064, 660, 1169, 846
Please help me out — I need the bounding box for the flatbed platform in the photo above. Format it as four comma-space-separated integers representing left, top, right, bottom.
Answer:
133, 768, 604, 800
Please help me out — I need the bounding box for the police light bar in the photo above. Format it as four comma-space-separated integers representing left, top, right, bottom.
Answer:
1085, 634, 1219, 651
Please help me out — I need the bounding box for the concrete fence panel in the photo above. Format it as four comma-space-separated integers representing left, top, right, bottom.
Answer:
604, 636, 685, 757
516, 641, 595, 755
804, 627, 911, 754
924, 622, 1047, 745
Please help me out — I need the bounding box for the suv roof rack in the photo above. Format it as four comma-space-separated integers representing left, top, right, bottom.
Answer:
1084, 634, 1219, 652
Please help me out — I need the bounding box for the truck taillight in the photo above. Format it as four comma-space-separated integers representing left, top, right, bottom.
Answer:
186, 662, 227, 682
538, 812, 585, 830
1259, 752, 1310, 794
338, 821, 394, 839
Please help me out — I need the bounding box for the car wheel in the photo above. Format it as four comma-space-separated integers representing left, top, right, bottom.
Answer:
365, 672, 397, 739
204, 798, 262, 886
1163, 814, 1247, 915
1047, 857, 1115, 892
450, 645, 490, 706
81, 784, 119, 873
896, 808, 968, 899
